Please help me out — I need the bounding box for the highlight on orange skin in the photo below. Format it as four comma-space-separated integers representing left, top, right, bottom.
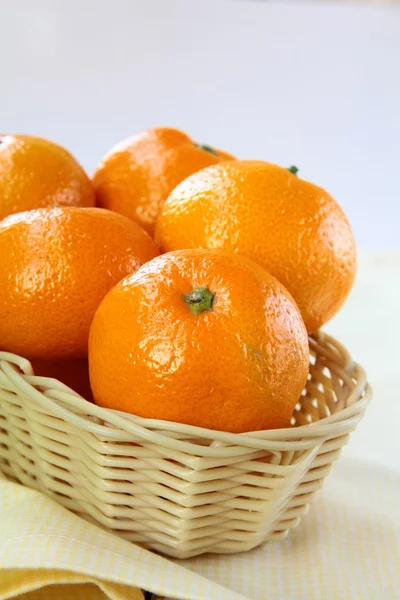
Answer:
155, 160, 357, 332
0, 207, 159, 360
89, 248, 309, 434
93, 127, 235, 236
0, 133, 95, 220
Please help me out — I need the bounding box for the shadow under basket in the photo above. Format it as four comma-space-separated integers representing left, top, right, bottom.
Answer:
0, 331, 371, 559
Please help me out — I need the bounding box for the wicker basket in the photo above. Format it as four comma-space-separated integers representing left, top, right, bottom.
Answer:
0, 331, 371, 559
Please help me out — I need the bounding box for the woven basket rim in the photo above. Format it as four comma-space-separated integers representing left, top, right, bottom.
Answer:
0, 332, 372, 455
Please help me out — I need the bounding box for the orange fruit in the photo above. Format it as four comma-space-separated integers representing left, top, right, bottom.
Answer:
0, 207, 159, 360
155, 161, 357, 332
89, 249, 309, 433
0, 134, 94, 220
30, 358, 93, 402
213, 147, 236, 161
93, 127, 235, 236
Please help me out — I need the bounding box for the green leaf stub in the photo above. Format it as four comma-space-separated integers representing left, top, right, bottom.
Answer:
182, 286, 216, 316
195, 143, 218, 156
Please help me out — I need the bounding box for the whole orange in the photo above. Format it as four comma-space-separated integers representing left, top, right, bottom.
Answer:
93, 127, 235, 236
0, 207, 159, 359
89, 249, 309, 433
0, 134, 94, 220
30, 358, 93, 402
155, 161, 357, 332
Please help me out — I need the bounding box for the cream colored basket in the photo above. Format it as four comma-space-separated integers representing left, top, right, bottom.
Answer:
0, 332, 371, 559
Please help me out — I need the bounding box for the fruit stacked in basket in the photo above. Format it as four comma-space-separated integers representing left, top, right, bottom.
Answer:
0, 129, 371, 558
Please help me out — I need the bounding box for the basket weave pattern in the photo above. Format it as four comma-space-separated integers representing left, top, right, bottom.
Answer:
0, 332, 371, 559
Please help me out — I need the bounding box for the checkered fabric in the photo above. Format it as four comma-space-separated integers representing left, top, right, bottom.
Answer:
1, 456, 399, 600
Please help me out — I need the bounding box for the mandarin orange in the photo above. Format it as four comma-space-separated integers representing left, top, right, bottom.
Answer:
30, 358, 93, 402
0, 134, 94, 220
0, 207, 159, 359
89, 249, 309, 433
93, 127, 235, 236
155, 161, 357, 332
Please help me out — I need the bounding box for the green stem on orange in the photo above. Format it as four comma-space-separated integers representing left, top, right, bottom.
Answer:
195, 143, 217, 156
288, 165, 299, 176
182, 287, 215, 316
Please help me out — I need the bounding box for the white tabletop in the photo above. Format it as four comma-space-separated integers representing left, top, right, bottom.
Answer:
325, 251, 400, 471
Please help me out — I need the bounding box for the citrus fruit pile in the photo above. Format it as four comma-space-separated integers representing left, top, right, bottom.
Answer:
0, 128, 356, 433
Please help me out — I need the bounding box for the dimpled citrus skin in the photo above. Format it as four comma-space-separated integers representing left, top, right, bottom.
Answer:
0, 207, 159, 359
0, 134, 94, 220
155, 161, 357, 332
93, 127, 235, 236
89, 249, 309, 433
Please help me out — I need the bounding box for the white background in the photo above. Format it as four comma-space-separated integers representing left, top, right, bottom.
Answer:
1, 0, 399, 249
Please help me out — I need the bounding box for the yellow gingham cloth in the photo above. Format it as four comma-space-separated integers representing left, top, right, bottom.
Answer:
0, 457, 399, 600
